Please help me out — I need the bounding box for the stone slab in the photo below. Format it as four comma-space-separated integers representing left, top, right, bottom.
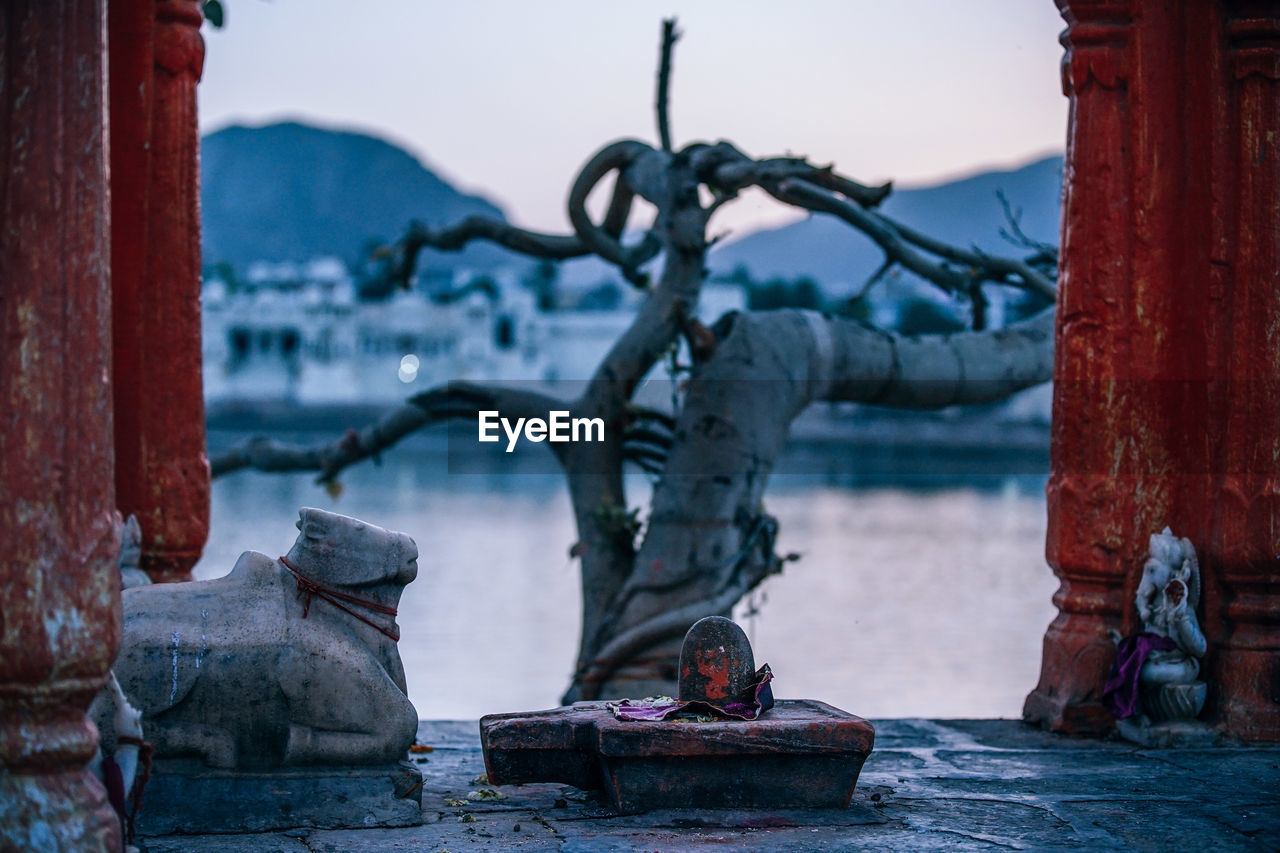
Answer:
138, 718, 1280, 851
136, 759, 423, 835
307, 813, 562, 853
142, 835, 311, 853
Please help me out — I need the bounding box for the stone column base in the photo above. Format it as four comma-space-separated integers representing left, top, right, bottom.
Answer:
1115, 718, 1220, 749
0, 770, 121, 851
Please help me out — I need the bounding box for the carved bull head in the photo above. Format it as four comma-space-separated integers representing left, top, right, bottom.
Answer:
283, 507, 418, 588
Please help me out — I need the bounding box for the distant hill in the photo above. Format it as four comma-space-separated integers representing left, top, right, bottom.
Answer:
200, 121, 523, 273
709, 155, 1064, 294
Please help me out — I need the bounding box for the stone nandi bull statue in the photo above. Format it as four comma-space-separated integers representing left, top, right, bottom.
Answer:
102, 508, 419, 769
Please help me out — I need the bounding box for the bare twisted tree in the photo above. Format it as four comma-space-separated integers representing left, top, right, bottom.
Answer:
213, 20, 1057, 703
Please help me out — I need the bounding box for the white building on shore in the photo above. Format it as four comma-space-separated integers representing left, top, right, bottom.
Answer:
201, 258, 747, 412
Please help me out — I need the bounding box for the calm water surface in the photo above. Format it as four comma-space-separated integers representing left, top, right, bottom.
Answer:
199, 431, 1058, 720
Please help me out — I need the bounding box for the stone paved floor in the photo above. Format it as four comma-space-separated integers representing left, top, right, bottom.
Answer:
140, 718, 1280, 852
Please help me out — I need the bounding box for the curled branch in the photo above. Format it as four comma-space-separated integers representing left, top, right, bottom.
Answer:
619, 405, 675, 471
624, 404, 676, 433
567, 140, 665, 285
622, 423, 673, 474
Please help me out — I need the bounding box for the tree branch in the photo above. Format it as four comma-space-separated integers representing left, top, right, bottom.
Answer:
407, 216, 587, 261
680, 144, 1050, 301
379, 147, 662, 289
889, 216, 1058, 301
209, 382, 564, 483
997, 188, 1059, 261
822, 308, 1055, 409
656, 18, 679, 152
806, 167, 893, 209
691, 141, 891, 209
769, 178, 1056, 300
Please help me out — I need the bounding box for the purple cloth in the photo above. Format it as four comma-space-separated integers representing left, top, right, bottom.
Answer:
1103, 633, 1176, 719
102, 755, 128, 839
609, 664, 774, 722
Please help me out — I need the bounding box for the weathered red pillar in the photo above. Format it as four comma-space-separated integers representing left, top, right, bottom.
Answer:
1026, 0, 1280, 741
1209, 3, 1280, 741
0, 2, 124, 848
110, 0, 211, 583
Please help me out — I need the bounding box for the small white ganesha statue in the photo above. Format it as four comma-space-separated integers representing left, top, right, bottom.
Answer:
1107, 527, 1208, 726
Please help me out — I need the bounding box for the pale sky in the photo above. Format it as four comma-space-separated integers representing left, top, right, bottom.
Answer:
198, 1, 1069, 238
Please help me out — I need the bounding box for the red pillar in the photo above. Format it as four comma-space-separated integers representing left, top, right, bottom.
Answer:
0, 2, 123, 848
1210, 3, 1280, 741
1026, 0, 1280, 741
110, 0, 211, 584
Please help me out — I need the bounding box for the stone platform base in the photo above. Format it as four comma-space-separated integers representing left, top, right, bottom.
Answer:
136, 719, 1280, 852
1116, 717, 1221, 748
135, 759, 423, 835
481, 699, 875, 810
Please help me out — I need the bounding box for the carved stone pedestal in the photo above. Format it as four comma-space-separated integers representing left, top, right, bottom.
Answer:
1143, 681, 1208, 724
135, 760, 424, 835
484, 617, 874, 810
1115, 719, 1220, 750
1116, 680, 1216, 748
481, 700, 874, 811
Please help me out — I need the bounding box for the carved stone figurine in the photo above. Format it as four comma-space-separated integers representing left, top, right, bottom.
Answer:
101, 507, 420, 769
1105, 527, 1209, 738
89, 673, 145, 850
118, 514, 152, 590
1136, 527, 1208, 712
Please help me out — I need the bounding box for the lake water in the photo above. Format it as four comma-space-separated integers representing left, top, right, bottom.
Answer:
199, 430, 1058, 721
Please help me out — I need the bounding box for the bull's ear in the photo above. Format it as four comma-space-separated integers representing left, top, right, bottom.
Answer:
298, 506, 368, 543
298, 507, 322, 539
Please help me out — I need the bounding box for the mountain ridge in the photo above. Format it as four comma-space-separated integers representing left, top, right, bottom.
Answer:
201, 121, 522, 272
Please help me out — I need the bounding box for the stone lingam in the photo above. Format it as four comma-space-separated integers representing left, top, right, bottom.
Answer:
1104, 527, 1217, 748
480, 616, 875, 810
95, 508, 425, 833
